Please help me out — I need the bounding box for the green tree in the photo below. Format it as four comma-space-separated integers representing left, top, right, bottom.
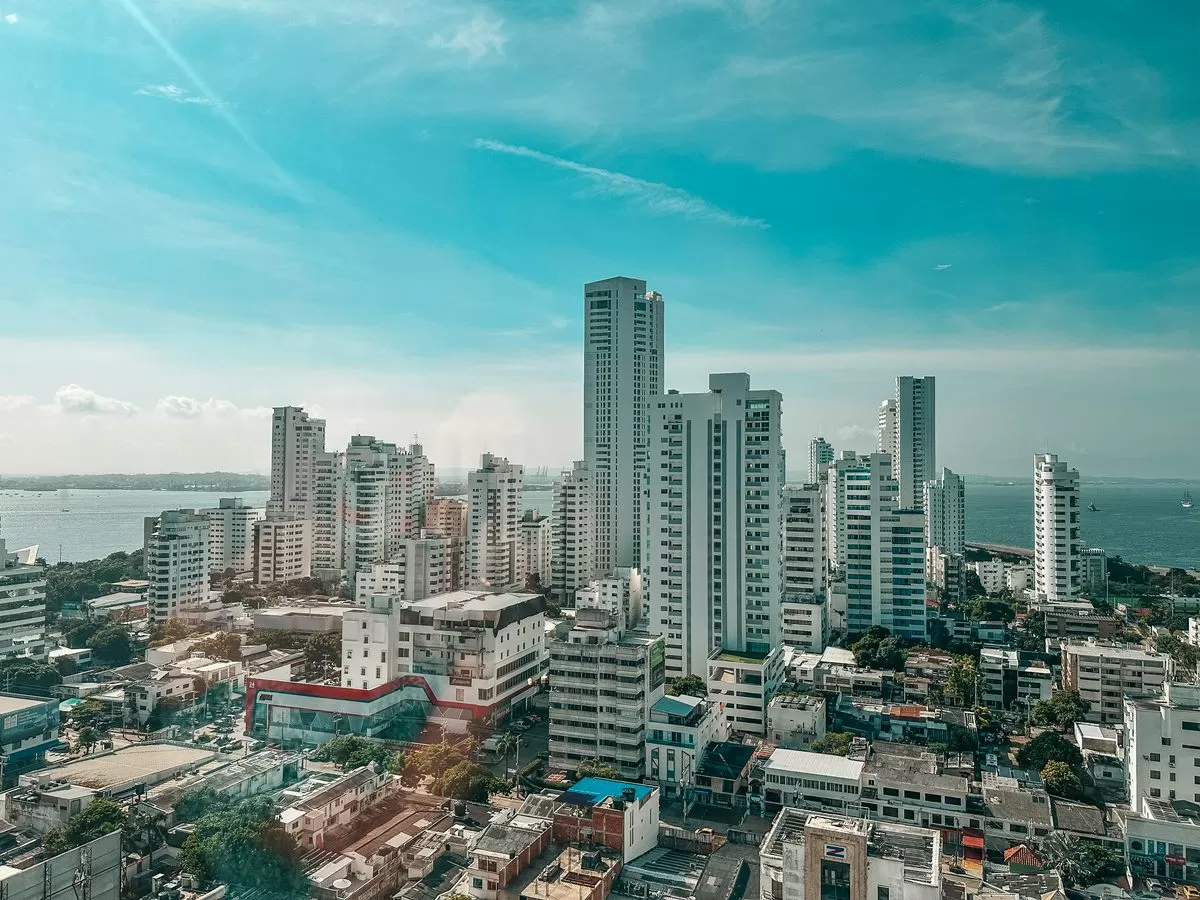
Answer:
1029, 690, 1091, 732
122, 809, 168, 857
305, 632, 342, 675
434, 761, 505, 801
245, 630, 304, 651
850, 627, 907, 670
193, 632, 243, 662
221, 588, 245, 606
64, 619, 105, 649
1041, 761, 1085, 799
405, 738, 475, 784
76, 726, 100, 754
1038, 833, 1090, 886
809, 732, 855, 756
316, 735, 400, 772
667, 674, 707, 698
42, 798, 128, 856
494, 732, 520, 773
575, 759, 620, 780
0, 660, 62, 694
150, 618, 200, 646
175, 787, 236, 823
1016, 731, 1083, 772
943, 656, 979, 706
178, 798, 304, 894
86, 623, 133, 665
967, 597, 1016, 623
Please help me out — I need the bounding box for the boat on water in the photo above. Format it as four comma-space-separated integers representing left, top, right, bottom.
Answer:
1087, 503, 1099, 512
1185, 491, 1194, 510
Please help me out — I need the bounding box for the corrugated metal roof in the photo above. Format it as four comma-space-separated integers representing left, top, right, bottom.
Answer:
765, 749, 865, 781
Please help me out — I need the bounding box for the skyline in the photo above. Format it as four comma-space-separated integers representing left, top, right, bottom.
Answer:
1, 0, 1198, 478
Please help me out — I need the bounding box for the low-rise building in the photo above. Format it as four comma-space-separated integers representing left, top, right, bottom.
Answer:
695, 741, 758, 807
1062, 638, 1173, 725
1040, 600, 1120, 641
759, 810, 941, 900
0, 693, 62, 782
760, 749, 864, 815
1079, 547, 1107, 594
979, 647, 1055, 712
645, 694, 729, 796
466, 814, 553, 900
0, 776, 97, 833
780, 595, 829, 652
552, 777, 660, 862
252, 603, 352, 634
767, 694, 827, 749
833, 699, 975, 748
861, 745, 972, 841
280, 766, 399, 849
60, 591, 150, 623
707, 646, 785, 736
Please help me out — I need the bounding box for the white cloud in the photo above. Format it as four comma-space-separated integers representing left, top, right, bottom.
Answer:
0, 395, 36, 410
473, 139, 768, 228
835, 424, 875, 444
155, 395, 270, 419
52, 384, 139, 416
3, 13, 19, 24
135, 83, 214, 106
428, 14, 507, 62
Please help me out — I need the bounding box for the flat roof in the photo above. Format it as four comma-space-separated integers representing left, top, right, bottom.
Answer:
559, 777, 653, 807
408, 590, 539, 612
766, 748, 865, 781
254, 605, 350, 618
710, 647, 771, 663
0, 694, 53, 715
43, 743, 215, 790
87, 592, 147, 608
652, 695, 704, 716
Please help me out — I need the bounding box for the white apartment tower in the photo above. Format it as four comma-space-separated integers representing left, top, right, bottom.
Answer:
311, 450, 346, 578
825, 452, 862, 569
1034, 453, 1080, 600
550, 461, 594, 606
646, 373, 784, 680
783, 485, 826, 598
584, 276, 664, 573
894, 376, 936, 510
877, 400, 897, 456
809, 438, 834, 483
254, 516, 313, 584
144, 510, 210, 624
517, 510, 552, 589
354, 536, 458, 602
200, 498, 264, 573
0, 528, 47, 663
269, 406, 326, 518
923, 467, 965, 554
466, 453, 524, 589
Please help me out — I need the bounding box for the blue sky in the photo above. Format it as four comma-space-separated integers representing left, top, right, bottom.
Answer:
0, 0, 1197, 477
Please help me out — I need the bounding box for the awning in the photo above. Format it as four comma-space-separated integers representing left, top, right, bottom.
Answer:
961, 831, 985, 850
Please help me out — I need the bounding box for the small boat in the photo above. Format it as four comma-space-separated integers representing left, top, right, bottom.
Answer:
1184, 491, 1194, 510
1087, 503, 1098, 512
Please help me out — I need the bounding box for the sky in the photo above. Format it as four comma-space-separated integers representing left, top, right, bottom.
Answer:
0, 0, 1197, 478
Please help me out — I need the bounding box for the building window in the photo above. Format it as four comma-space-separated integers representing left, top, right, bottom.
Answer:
879, 890, 890, 900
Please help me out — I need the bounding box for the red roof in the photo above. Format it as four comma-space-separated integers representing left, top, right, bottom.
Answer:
1002, 844, 1044, 868
961, 830, 985, 850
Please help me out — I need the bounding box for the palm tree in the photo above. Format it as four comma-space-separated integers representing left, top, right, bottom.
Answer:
495, 733, 519, 777
1039, 832, 1089, 886
76, 726, 99, 755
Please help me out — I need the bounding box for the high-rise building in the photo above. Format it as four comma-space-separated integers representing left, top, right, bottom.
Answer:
200, 498, 264, 573
923, 467, 965, 554
254, 516, 313, 584
877, 399, 897, 456
808, 437, 834, 483
269, 406, 326, 519
894, 376, 936, 510
584, 276, 664, 573
426, 498, 468, 540
837, 453, 927, 639
1080, 547, 1107, 594
354, 536, 458, 602
783, 485, 826, 598
0, 528, 47, 663
311, 450, 346, 579
517, 510, 551, 589
550, 461, 594, 606
341, 436, 434, 581
144, 510, 209, 624
825, 451, 863, 570
646, 373, 784, 679
1034, 453, 1080, 601
466, 453, 524, 588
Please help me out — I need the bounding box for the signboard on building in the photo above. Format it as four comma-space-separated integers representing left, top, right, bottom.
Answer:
824, 844, 846, 860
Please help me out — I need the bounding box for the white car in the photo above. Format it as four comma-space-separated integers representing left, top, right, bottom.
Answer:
509, 721, 531, 733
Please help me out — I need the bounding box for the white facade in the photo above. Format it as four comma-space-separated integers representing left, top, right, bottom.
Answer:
646, 694, 729, 797
708, 646, 785, 736
1034, 453, 1080, 601
895, 376, 936, 511
922, 467, 965, 554
311, 450, 346, 578
809, 438, 835, 483
200, 497, 263, 573
144, 510, 210, 624
826, 452, 864, 570
761, 750, 864, 813
353, 536, 457, 603
466, 453, 524, 589
784, 485, 826, 600
517, 511, 551, 589
0, 534, 47, 663
575, 567, 644, 632
767, 695, 827, 749
254, 516, 313, 584
550, 460, 594, 605
647, 373, 785, 679
978, 647, 1054, 711
342, 437, 434, 582
1063, 639, 1173, 725
1080, 547, 1107, 593
877, 399, 897, 457
584, 276, 664, 573
341, 590, 546, 719
1127, 683, 1200, 809
781, 597, 829, 652
269, 406, 326, 519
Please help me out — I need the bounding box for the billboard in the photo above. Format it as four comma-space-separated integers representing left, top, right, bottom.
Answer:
0, 831, 122, 900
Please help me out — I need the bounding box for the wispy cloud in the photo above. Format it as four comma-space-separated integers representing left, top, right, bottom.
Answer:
135, 83, 213, 105
155, 395, 270, 418
51, 385, 139, 416
0, 395, 36, 410
3, 13, 18, 24
473, 139, 768, 228
428, 14, 507, 63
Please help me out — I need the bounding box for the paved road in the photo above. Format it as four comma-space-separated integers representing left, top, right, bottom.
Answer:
483, 721, 549, 778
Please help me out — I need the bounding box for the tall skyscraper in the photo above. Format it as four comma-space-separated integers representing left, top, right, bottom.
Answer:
200, 498, 263, 573
583, 276, 664, 573
269, 406, 326, 519
923, 467, 966, 554
809, 437, 835, 483
550, 460, 594, 606
144, 510, 209, 624
311, 450, 346, 579
783, 484, 826, 598
825, 451, 862, 570
466, 453, 525, 588
646, 373, 784, 679
426, 498, 468, 540
894, 376, 936, 510
1034, 453, 1080, 600
877, 400, 897, 456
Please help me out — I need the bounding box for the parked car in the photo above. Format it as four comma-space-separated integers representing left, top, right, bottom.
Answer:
509, 722, 531, 733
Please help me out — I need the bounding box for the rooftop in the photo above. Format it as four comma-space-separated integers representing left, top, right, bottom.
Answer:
472, 820, 549, 858
0, 694, 54, 716
983, 787, 1053, 827
408, 589, 540, 613
652, 694, 705, 718
558, 777, 653, 808
87, 592, 147, 609
709, 647, 772, 664
766, 748, 865, 782
43, 743, 215, 790
697, 742, 757, 781
1050, 799, 1109, 836
764, 810, 939, 883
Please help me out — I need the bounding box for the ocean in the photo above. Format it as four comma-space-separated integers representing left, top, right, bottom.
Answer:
1, 481, 1196, 570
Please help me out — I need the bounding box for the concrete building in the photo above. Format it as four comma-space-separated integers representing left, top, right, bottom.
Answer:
573, 567, 644, 632
810, 437, 835, 483
761, 749, 865, 814
767, 694, 827, 749
341, 589, 546, 724
784, 485, 827, 600
0, 693, 61, 781
760, 811, 941, 900
466, 453, 524, 589
645, 694, 729, 797
646, 373, 785, 679
280, 766, 399, 849
925, 547, 966, 606
781, 596, 829, 652
1040, 599, 1120, 640
467, 815, 554, 900
354, 536, 459, 602
516, 510, 551, 589
549, 460, 594, 606
0, 777, 97, 834
552, 778, 660, 863
826, 452, 864, 570
1034, 453, 1080, 601
269, 405, 326, 519
707, 646, 785, 737
143, 509, 209, 624
584, 276, 664, 573
1080, 548, 1107, 594
979, 647, 1054, 712
0, 832, 121, 900
254, 516, 312, 584
894, 376, 936, 511
426, 498, 468, 540
311, 449, 346, 579
1062, 639, 1173, 725
547, 605, 666, 781
923, 467, 964, 555
878, 399, 897, 458
200, 498, 263, 573
252, 603, 350, 634
0, 532, 47, 663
